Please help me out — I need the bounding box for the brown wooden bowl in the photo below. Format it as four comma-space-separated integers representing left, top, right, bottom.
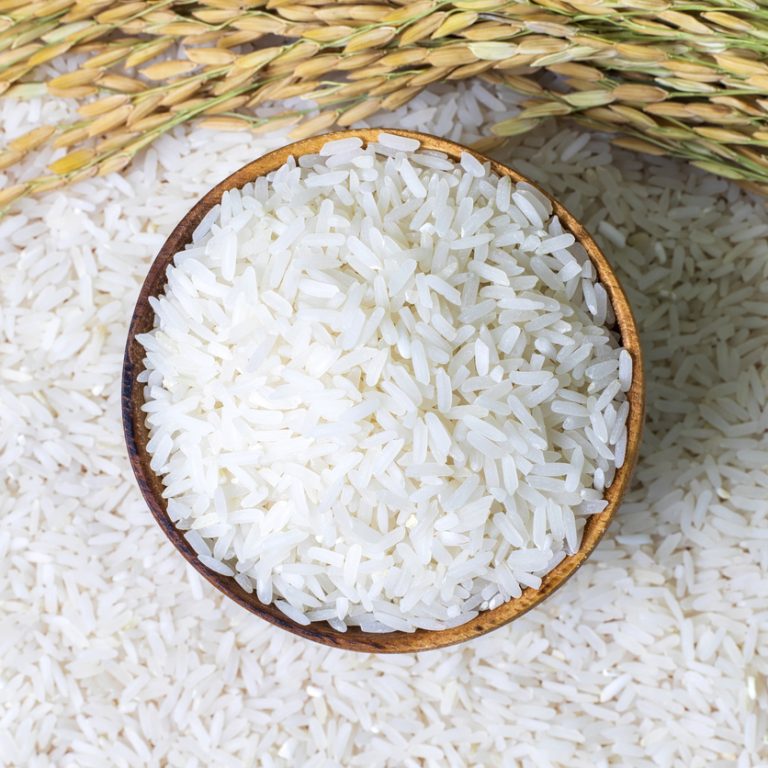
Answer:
123, 128, 645, 653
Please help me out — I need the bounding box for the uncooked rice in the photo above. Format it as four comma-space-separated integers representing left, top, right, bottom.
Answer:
137, 133, 631, 632
2, 76, 767, 767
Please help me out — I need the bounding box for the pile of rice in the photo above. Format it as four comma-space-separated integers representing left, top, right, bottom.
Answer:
2, 78, 766, 766
138, 132, 632, 632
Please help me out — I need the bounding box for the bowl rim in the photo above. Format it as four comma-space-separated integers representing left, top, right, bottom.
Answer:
122, 128, 645, 653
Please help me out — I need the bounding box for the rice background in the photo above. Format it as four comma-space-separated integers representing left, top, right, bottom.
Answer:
1, 80, 767, 767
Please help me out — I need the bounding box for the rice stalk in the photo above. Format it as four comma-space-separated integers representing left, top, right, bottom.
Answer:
2, 0, 768, 208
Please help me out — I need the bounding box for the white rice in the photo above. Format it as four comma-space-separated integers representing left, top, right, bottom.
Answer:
3, 76, 766, 766
138, 132, 632, 631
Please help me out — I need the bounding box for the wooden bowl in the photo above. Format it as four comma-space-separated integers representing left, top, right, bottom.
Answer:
123, 129, 645, 653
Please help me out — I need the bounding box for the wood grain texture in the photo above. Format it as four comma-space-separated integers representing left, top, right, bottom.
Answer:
122, 129, 645, 653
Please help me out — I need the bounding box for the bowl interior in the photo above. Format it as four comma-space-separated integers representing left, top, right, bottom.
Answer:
122, 128, 645, 653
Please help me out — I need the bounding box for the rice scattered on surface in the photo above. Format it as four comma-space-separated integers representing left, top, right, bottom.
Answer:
139, 135, 630, 632
2, 78, 767, 765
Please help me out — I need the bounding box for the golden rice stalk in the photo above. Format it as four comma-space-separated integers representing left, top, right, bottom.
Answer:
159, 81, 201, 107
47, 84, 97, 98
335, 52, 382, 72
713, 96, 764, 118
198, 115, 252, 131
516, 101, 573, 120
336, 97, 382, 125
548, 62, 603, 82
229, 16, 288, 35
611, 136, 668, 156
212, 67, 258, 94
52, 125, 88, 149
378, 49, 427, 68
246, 76, 298, 106
0, 148, 23, 170
0, 62, 35, 85
185, 47, 236, 66
170, 97, 206, 113
691, 158, 748, 180
267, 5, 319, 23
0, 44, 42, 70
470, 135, 506, 153
129, 113, 171, 132
29, 175, 67, 195
78, 94, 130, 118
216, 30, 263, 48
562, 90, 615, 108
47, 69, 101, 90
0, 183, 29, 208
303, 25, 355, 44
272, 40, 321, 65
97, 73, 146, 93
192, 9, 236, 24
86, 104, 133, 136
432, 11, 478, 39
381, 86, 423, 111
27, 41, 71, 67
686, 103, 750, 125
202, 94, 249, 114
232, 46, 281, 71
657, 10, 711, 36
288, 110, 339, 140
409, 66, 453, 88
467, 41, 517, 61
249, 114, 302, 135
462, 21, 522, 41
701, 11, 755, 34
95, 131, 139, 153
714, 53, 768, 78
369, 77, 406, 96
316, 4, 388, 23
48, 147, 94, 174
454, 0, 508, 10
95, 3, 145, 24
4, 0, 768, 207
381, 1, 436, 25
694, 126, 754, 144
124, 93, 162, 124
63, 1, 113, 23
293, 53, 342, 78
448, 60, 494, 79
80, 46, 132, 70
67, 164, 98, 183
124, 38, 175, 68
344, 26, 396, 53
426, 44, 477, 67
156, 21, 210, 36
491, 117, 542, 136
400, 13, 447, 45
272, 80, 321, 99
609, 104, 657, 130
8, 125, 55, 152
141, 59, 198, 81
97, 152, 133, 176
611, 84, 668, 104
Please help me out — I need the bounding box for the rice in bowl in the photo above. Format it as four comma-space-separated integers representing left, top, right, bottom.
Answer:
136, 131, 634, 633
